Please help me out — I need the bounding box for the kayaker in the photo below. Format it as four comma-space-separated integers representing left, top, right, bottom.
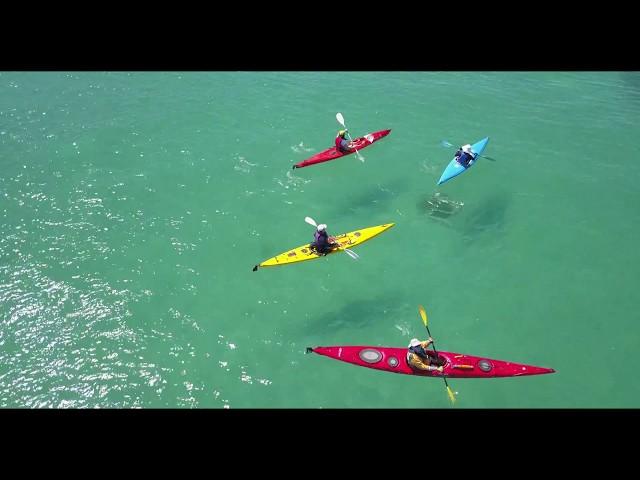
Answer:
407, 338, 444, 372
335, 130, 352, 153
455, 144, 477, 167
311, 224, 337, 256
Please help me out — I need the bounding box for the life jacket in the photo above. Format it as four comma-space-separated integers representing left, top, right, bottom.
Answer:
458, 152, 473, 166
408, 343, 441, 364
409, 344, 429, 359
314, 230, 329, 247
335, 136, 349, 152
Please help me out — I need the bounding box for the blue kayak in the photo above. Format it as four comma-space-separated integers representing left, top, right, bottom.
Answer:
437, 137, 490, 186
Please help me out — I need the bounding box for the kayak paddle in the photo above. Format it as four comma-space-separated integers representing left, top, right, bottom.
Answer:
304, 216, 359, 260
336, 112, 364, 162
441, 140, 496, 162
418, 305, 456, 405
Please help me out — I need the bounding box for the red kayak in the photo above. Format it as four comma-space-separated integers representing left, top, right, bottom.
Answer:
293, 129, 391, 169
307, 346, 555, 378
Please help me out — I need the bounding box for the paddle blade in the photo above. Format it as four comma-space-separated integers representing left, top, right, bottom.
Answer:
336, 112, 346, 128
418, 305, 428, 327
441, 140, 454, 148
343, 248, 360, 260
446, 386, 457, 404
305, 216, 317, 227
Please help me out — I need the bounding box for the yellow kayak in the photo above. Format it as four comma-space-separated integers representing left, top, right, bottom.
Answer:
252, 223, 395, 271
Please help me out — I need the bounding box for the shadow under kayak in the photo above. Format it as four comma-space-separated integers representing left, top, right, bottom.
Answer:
437, 137, 490, 186
307, 345, 555, 378
293, 129, 391, 169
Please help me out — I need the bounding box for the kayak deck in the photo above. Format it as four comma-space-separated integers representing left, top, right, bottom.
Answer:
253, 223, 395, 270
309, 345, 555, 378
293, 129, 391, 169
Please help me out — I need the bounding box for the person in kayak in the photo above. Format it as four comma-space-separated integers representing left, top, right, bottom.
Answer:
311, 224, 337, 256
454, 144, 477, 167
407, 338, 444, 372
335, 130, 353, 153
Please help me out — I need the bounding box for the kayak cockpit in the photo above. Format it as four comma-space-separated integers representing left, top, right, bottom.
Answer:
405, 351, 448, 372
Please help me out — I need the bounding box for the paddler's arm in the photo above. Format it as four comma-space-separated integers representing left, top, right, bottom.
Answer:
420, 338, 434, 349
409, 353, 443, 372
408, 353, 430, 370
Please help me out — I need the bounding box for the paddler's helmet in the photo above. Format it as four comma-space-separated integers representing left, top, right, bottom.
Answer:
461, 144, 472, 153
409, 338, 421, 348
338, 129, 347, 137
317, 224, 327, 231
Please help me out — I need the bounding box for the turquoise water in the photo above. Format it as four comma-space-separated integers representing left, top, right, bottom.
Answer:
1, 72, 639, 408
